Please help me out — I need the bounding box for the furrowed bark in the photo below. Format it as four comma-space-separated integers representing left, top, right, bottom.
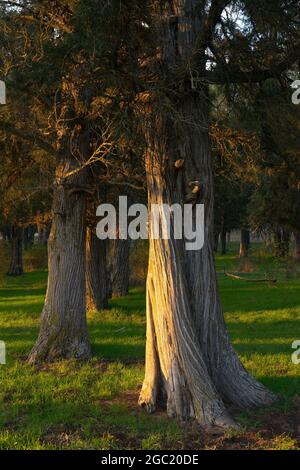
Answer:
183, 104, 276, 408
140, 0, 276, 426
28, 160, 91, 364
139, 130, 235, 427
86, 227, 108, 310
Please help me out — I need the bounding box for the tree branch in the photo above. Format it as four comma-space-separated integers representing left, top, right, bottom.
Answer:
204, 45, 300, 84
0, 121, 57, 157
197, 0, 231, 52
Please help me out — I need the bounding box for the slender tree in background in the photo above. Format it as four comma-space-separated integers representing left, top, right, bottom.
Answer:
239, 229, 250, 258
107, 239, 130, 298
7, 226, 24, 276
86, 227, 108, 311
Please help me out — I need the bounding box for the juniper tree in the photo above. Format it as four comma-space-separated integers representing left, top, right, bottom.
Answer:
1, 0, 300, 427
137, 0, 300, 428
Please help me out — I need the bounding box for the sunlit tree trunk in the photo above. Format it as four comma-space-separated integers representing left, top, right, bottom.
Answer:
7, 226, 23, 276
86, 227, 108, 310
28, 160, 91, 364
139, 112, 234, 426
239, 229, 250, 258
139, 0, 276, 427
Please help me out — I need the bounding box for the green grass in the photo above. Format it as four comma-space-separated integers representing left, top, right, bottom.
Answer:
0, 243, 299, 449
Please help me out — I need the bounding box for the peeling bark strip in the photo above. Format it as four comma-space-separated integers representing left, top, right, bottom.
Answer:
86, 227, 108, 310
7, 226, 24, 276
28, 160, 91, 364
139, 0, 276, 428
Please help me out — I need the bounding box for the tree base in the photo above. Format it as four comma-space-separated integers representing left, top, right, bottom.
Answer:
139, 386, 240, 431
7, 268, 23, 276
27, 333, 91, 365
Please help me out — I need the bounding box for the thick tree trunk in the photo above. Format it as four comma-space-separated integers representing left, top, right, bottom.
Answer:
108, 239, 130, 298
239, 229, 250, 258
7, 226, 23, 276
86, 228, 108, 310
139, 0, 276, 427
293, 231, 300, 262
139, 133, 234, 427
28, 160, 91, 364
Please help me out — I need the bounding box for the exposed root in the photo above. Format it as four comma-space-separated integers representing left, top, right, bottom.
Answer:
138, 383, 157, 414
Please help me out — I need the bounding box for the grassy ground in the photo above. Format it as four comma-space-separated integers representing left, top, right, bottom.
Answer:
0, 243, 300, 450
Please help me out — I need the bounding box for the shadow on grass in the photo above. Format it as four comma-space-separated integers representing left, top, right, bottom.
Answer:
233, 342, 296, 356
0, 287, 46, 300
0, 321, 145, 361
0, 271, 47, 316
260, 375, 300, 399
108, 288, 146, 315
220, 280, 300, 313
228, 319, 300, 340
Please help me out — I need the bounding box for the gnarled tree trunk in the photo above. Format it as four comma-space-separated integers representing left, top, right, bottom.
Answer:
140, 133, 229, 426
86, 227, 108, 310
139, 0, 276, 428
7, 226, 23, 276
28, 160, 91, 364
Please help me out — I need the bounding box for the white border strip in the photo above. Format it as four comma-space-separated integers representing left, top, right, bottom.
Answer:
0, 80, 6, 105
